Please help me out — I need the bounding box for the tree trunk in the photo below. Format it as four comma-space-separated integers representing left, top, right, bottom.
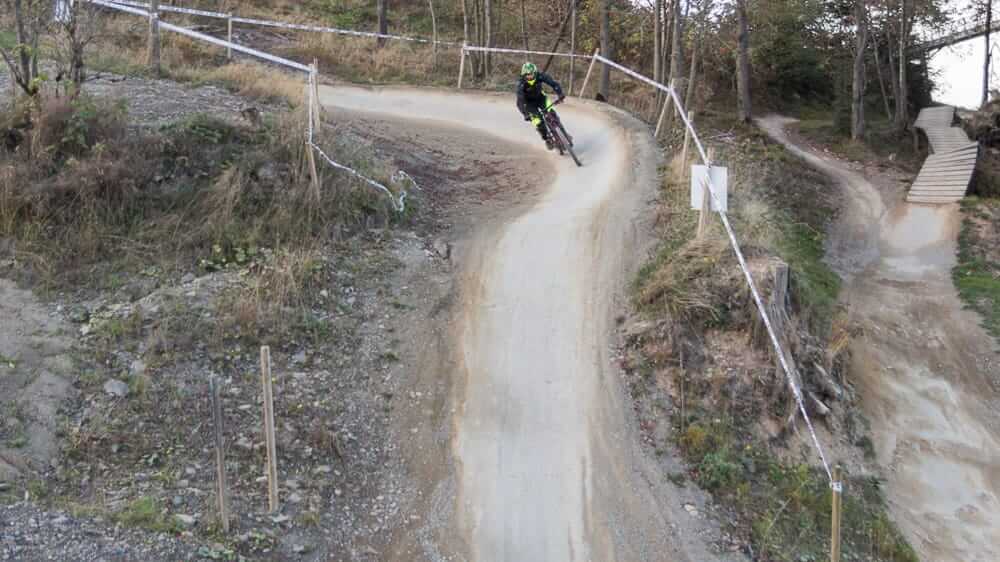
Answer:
984, 0, 992, 107
542, 0, 576, 73
873, 38, 892, 120
665, 0, 684, 128
13, 0, 34, 93
685, 43, 699, 111
896, 0, 909, 131
736, 0, 752, 122
662, 1, 672, 86
851, 0, 868, 140
654, 0, 663, 85
520, 0, 529, 50
484, 0, 492, 76
429, 0, 438, 69
599, 0, 611, 99
148, 0, 161, 76
377, 0, 388, 47
569, 0, 577, 93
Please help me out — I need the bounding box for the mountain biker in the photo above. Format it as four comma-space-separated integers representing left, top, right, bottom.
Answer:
516, 62, 565, 150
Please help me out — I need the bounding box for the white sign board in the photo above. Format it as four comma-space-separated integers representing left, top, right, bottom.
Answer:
690, 165, 728, 213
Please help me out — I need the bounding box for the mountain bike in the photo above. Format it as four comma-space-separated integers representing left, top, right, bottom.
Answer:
541, 98, 582, 167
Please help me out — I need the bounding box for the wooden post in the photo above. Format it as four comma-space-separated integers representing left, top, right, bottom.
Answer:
227, 15, 233, 60
680, 110, 693, 174
653, 81, 675, 138
578, 48, 600, 98
260, 346, 278, 513
458, 45, 467, 89
830, 466, 843, 562
696, 147, 715, 240
209, 376, 230, 533
147, 0, 161, 76
568, 0, 577, 94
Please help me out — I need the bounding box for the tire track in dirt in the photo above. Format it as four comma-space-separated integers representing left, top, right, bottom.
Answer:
319, 86, 744, 562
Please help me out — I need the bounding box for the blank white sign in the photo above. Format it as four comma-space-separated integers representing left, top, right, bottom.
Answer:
690, 165, 728, 213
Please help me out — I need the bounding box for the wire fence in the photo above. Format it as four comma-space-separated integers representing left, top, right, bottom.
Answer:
87, 0, 414, 213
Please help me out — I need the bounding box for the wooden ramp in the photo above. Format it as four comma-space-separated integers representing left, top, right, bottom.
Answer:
909, 106, 978, 204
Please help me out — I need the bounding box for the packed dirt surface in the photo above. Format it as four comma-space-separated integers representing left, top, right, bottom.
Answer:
760, 115, 1000, 562
320, 86, 744, 561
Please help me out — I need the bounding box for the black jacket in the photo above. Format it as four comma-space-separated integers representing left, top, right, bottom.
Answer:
516, 72, 564, 117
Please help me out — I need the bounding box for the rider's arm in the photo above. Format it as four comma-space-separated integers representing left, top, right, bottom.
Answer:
538, 73, 564, 98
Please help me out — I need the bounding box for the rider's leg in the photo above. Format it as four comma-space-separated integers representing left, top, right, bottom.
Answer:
526, 101, 553, 149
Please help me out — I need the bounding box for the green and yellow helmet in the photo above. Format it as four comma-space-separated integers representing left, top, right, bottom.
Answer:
520, 62, 537, 77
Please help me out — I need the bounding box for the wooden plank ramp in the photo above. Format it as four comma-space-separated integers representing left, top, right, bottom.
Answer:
909, 105, 978, 204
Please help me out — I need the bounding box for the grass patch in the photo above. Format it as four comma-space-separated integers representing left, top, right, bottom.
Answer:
115, 496, 181, 534
677, 414, 916, 562
0, 94, 402, 290
954, 197, 1000, 340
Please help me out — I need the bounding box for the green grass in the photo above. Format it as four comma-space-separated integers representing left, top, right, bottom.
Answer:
115, 496, 182, 534
678, 415, 917, 562
954, 197, 1000, 340
0, 30, 16, 51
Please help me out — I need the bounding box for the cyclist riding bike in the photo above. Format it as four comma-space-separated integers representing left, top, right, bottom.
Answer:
516, 62, 565, 150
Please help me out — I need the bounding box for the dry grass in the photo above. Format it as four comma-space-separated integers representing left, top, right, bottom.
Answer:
173, 63, 307, 107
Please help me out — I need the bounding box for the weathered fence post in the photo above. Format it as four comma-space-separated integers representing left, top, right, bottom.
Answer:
260, 346, 278, 513
209, 376, 230, 533
830, 466, 843, 562
578, 48, 600, 98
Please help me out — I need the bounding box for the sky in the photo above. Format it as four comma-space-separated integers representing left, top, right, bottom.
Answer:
925, 0, 995, 108
929, 37, 992, 109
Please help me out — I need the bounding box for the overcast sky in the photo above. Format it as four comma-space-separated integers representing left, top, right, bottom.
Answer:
928, 37, 993, 109
926, 0, 995, 108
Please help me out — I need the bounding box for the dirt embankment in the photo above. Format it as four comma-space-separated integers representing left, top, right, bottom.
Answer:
762, 115, 1000, 562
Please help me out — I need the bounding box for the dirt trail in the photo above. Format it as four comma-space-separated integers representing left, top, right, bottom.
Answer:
319, 86, 742, 562
760, 115, 1000, 562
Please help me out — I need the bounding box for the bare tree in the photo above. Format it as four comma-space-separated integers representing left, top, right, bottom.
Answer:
599, 0, 611, 99
377, 0, 388, 47
983, 0, 992, 107
428, 0, 438, 69
736, 0, 752, 122
1, 0, 50, 96
654, 0, 663, 85
852, 0, 869, 140
872, 37, 893, 119
895, 0, 910, 131
520, 0, 529, 50
55, 0, 102, 90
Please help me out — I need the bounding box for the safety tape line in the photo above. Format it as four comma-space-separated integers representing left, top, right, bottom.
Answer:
106, 0, 228, 19
595, 53, 835, 483
462, 45, 592, 58
104, 0, 459, 47
89, 0, 312, 72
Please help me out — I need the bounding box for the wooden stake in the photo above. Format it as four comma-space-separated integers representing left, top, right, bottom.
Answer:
696, 147, 715, 240
579, 48, 600, 98
830, 466, 843, 562
227, 15, 233, 60
653, 82, 675, 138
260, 346, 278, 513
680, 110, 693, 174
458, 45, 467, 88
209, 376, 230, 533
311, 60, 321, 137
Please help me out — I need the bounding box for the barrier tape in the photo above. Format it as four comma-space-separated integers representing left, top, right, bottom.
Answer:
105, 0, 459, 47
90, 0, 411, 213
107, 0, 228, 19
595, 53, 835, 483
462, 45, 592, 59
90, 0, 312, 72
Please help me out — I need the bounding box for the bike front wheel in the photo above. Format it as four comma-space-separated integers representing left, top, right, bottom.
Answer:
551, 126, 582, 167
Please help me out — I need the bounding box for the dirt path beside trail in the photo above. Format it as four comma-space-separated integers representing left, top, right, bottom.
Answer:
760, 115, 1000, 562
